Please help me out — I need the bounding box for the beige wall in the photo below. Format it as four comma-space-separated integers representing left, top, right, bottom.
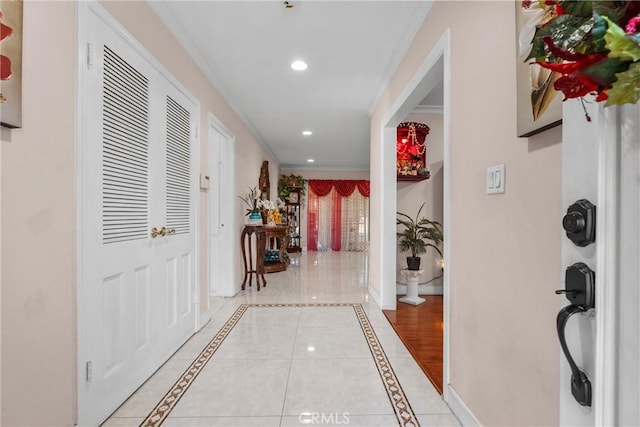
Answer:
371, 2, 561, 425
282, 169, 369, 250
397, 113, 444, 285
1, 1, 78, 424
0, 1, 276, 425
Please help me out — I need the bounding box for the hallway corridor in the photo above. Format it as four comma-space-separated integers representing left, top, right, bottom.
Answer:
102, 251, 458, 426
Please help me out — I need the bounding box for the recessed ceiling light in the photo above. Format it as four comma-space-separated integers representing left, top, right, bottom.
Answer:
302, 130, 312, 136
291, 60, 308, 71
307, 159, 314, 163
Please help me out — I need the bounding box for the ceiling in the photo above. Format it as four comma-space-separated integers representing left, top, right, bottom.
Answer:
150, 1, 437, 170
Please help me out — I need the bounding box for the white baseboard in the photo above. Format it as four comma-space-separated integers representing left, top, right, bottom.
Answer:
446, 385, 481, 427
396, 283, 443, 295
198, 310, 211, 331
368, 284, 382, 308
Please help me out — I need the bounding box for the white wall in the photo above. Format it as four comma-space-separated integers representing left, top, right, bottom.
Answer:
370, 2, 561, 425
281, 169, 369, 250
396, 113, 443, 287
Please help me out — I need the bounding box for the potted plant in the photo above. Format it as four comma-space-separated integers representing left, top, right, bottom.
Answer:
278, 174, 307, 203
397, 203, 443, 270
239, 186, 262, 224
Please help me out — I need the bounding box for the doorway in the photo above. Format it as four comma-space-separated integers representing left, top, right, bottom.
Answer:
379, 29, 452, 400
208, 115, 237, 298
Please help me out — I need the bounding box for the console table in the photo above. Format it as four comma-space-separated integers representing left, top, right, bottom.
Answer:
240, 225, 267, 291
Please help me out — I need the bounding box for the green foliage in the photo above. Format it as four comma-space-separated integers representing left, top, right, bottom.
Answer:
604, 16, 640, 61
606, 61, 640, 106
396, 203, 443, 259
239, 186, 260, 216
278, 174, 307, 201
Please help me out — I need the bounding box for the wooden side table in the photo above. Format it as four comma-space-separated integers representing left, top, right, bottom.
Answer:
240, 225, 267, 291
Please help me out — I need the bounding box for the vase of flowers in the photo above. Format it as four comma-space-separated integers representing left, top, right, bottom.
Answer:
239, 186, 263, 224
258, 198, 286, 226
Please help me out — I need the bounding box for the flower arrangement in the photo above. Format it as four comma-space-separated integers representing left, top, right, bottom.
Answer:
239, 186, 261, 216
522, 0, 640, 116
258, 198, 286, 225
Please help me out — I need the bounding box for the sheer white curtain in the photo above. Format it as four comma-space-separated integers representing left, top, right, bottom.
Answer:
341, 190, 369, 252
315, 189, 369, 252
316, 193, 333, 251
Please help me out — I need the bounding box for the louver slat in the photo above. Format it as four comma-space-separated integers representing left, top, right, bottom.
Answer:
165, 96, 191, 235
102, 46, 150, 244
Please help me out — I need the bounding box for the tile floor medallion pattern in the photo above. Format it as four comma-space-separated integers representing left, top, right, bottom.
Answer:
140, 303, 419, 427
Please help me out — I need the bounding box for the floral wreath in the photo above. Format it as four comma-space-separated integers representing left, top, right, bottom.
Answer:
522, 0, 640, 119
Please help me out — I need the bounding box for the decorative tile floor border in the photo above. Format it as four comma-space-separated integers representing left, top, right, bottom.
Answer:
140, 303, 419, 427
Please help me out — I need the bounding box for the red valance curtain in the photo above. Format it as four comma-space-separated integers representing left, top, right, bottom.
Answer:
307, 180, 370, 251
308, 180, 370, 197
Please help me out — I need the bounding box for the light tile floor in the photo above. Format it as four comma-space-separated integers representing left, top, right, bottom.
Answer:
103, 251, 459, 427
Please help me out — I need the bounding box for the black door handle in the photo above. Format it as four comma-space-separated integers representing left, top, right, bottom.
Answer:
557, 305, 592, 406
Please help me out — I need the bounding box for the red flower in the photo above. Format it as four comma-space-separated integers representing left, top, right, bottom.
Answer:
0, 10, 13, 81
626, 15, 640, 34
553, 74, 601, 100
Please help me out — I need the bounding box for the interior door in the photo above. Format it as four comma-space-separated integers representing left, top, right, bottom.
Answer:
208, 120, 237, 297
560, 101, 640, 425
78, 6, 197, 425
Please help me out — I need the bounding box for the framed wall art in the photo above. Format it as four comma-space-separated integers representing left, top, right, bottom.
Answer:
0, 0, 23, 129
516, 3, 562, 137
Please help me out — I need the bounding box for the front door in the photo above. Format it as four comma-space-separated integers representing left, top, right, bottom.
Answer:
560, 100, 640, 425
78, 5, 198, 425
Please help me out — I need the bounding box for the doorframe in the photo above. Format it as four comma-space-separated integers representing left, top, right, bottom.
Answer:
379, 29, 452, 399
207, 113, 237, 298
76, 2, 201, 423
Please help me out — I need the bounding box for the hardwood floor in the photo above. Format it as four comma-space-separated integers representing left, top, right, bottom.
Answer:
383, 296, 443, 394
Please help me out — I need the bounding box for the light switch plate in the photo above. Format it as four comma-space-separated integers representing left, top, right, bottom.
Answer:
200, 173, 210, 190
486, 164, 505, 194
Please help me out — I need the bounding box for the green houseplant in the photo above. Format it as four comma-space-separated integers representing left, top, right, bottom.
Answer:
397, 203, 443, 270
278, 174, 306, 202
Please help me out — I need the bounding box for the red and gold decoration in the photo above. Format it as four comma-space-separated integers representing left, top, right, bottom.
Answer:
396, 122, 430, 180
0, 0, 23, 128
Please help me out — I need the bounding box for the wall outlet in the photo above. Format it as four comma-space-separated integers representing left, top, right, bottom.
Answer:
486, 164, 505, 194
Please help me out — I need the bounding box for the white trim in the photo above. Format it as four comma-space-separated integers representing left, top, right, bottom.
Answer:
378, 26, 452, 397
198, 311, 211, 331
367, 1, 434, 115
447, 385, 481, 427
413, 105, 444, 115
594, 104, 619, 426
147, 1, 279, 163
76, 2, 90, 423
192, 103, 202, 334
207, 112, 238, 298
367, 284, 382, 308
280, 164, 370, 172
442, 30, 453, 404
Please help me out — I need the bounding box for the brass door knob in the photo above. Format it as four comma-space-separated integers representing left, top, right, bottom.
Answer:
151, 227, 167, 238
166, 228, 176, 235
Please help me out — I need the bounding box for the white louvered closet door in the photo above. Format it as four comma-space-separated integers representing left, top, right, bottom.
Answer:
79, 8, 197, 426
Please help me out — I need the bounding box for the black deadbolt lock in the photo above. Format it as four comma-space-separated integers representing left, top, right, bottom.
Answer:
562, 199, 596, 247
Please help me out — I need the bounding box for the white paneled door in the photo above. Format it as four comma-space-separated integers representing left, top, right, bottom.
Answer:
78, 5, 198, 425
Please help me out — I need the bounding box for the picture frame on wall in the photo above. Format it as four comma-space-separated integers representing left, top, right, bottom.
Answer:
515, 4, 562, 137
0, 0, 23, 129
